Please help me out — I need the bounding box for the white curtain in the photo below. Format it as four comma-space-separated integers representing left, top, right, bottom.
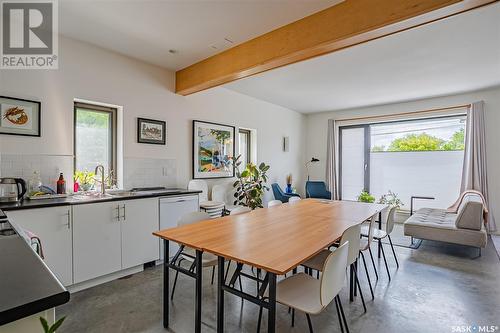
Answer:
326, 119, 339, 200
461, 101, 496, 232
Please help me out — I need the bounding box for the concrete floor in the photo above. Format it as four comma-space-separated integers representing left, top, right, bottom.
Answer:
58, 240, 500, 333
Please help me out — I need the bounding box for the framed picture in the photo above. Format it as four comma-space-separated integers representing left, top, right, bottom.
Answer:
0, 96, 41, 137
193, 120, 235, 179
137, 118, 166, 145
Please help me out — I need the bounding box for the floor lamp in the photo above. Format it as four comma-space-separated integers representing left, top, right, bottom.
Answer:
305, 157, 319, 181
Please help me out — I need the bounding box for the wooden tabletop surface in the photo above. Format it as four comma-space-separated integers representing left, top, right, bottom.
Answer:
153, 199, 387, 275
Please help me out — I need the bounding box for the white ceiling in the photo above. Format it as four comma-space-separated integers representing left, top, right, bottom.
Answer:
59, 0, 340, 70
224, 3, 500, 113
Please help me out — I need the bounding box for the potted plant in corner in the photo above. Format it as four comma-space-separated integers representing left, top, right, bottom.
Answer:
231, 155, 270, 210
378, 190, 404, 223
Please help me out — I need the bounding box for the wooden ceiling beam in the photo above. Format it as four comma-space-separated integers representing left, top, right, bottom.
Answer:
175, 0, 497, 95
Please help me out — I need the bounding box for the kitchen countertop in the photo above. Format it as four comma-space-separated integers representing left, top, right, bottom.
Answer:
0, 188, 201, 211
0, 209, 70, 325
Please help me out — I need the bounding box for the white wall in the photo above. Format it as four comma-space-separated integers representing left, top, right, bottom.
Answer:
0, 36, 306, 202
306, 86, 500, 231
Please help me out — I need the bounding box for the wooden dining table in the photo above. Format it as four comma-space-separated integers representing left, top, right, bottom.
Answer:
153, 199, 387, 333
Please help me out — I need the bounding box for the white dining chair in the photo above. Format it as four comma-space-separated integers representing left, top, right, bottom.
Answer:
258, 242, 350, 333
230, 206, 251, 215
361, 206, 398, 281
288, 196, 301, 203
358, 215, 378, 300
188, 180, 225, 218
212, 183, 238, 215
267, 200, 283, 207
170, 211, 219, 300
302, 221, 369, 312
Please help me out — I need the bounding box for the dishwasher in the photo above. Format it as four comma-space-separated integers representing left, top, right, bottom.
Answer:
159, 195, 199, 260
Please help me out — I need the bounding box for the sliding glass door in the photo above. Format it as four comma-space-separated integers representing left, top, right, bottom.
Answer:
339, 115, 466, 209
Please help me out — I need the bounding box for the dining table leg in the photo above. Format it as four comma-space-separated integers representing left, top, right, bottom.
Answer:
268, 273, 277, 333
217, 256, 225, 333
195, 250, 203, 333
163, 239, 169, 329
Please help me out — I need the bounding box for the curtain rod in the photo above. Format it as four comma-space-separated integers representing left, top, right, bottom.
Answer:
336, 104, 471, 122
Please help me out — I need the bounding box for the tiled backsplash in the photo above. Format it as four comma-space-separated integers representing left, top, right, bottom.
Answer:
0, 154, 177, 191
0, 154, 73, 190
123, 157, 177, 189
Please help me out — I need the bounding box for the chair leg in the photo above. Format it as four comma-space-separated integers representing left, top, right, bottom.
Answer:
353, 262, 357, 297
368, 247, 379, 280
257, 306, 263, 333
238, 275, 243, 293
171, 270, 179, 301
388, 235, 399, 268
360, 251, 374, 300
337, 295, 350, 333
306, 313, 314, 333
211, 266, 215, 285
353, 265, 367, 313
291, 308, 295, 327
224, 260, 231, 282
334, 296, 345, 333
378, 238, 382, 258
380, 243, 391, 281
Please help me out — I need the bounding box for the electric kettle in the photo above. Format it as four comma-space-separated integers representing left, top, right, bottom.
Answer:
0, 178, 27, 202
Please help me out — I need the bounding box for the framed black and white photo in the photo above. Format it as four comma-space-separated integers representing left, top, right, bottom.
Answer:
193, 120, 235, 179
0, 96, 41, 137
137, 118, 166, 145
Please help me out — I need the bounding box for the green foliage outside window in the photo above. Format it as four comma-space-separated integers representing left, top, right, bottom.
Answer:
373, 128, 465, 152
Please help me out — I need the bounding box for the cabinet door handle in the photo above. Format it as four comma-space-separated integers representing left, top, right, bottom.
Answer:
122, 204, 126, 221
65, 210, 71, 229
116, 205, 121, 221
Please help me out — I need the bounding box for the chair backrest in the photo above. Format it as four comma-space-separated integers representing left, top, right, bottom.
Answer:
271, 183, 285, 201
339, 223, 361, 265
188, 180, 208, 202
230, 206, 251, 215
268, 200, 282, 207
320, 241, 349, 307
288, 196, 301, 203
386, 206, 397, 234
212, 183, 229, 203
305, 181, 331, 199
360, 215, 376, 252
177, 211, 210, 227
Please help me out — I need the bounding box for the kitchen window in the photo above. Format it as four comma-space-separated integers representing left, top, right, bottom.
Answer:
74, 102, 117, 177
238, 128, 251, 168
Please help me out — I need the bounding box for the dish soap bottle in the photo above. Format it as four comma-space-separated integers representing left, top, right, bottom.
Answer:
56, 173, 66, 194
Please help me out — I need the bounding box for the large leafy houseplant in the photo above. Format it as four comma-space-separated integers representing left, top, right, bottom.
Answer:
232, 155, 270, 210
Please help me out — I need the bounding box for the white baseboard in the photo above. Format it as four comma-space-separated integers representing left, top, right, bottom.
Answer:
67, 265, 144, 293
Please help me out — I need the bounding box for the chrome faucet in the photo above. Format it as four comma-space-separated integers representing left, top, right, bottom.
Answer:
95, 164, 106, 194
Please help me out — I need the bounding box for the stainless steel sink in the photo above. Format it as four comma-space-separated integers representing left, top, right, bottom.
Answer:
72, 192, 113, 200
107, 190, 137, 197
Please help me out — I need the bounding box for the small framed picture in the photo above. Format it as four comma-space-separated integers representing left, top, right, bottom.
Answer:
0, 96, 41, 137
137, 118, 166, 145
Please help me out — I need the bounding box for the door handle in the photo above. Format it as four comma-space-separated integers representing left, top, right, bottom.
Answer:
116, 205, 121, 221
122, 204, 126, 221
64, 210, 71, 229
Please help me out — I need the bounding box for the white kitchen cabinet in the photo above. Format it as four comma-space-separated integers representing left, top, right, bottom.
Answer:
121, 198, 159, 269
159, 195, 199, 259
6, 207, 73, 286
73, 201, 122, 284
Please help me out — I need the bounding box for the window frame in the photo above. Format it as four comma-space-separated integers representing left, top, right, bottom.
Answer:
73, 102, 118, 176
338, 113, 466, 200
238, 128, 251, 167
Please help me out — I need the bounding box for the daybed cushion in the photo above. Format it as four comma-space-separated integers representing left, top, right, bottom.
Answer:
404, 208, 487, 248
455, 194, 484, 231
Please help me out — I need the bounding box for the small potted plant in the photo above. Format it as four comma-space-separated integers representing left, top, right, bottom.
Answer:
378, 190, 404, 222
357, 190, 376, 203
285, 174, 293, 194
74, 170, 95, 192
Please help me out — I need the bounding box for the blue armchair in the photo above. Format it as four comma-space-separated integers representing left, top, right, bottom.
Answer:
271, 183, 300, 203
305, 181, 332, 199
